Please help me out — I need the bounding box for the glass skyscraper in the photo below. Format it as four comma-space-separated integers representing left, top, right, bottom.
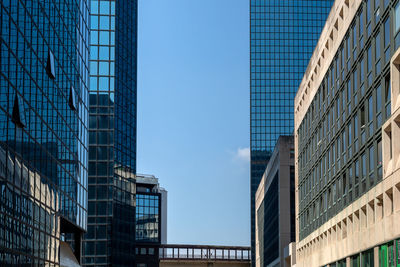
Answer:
0, 0, 89, 265
83, 0, 138, 266
250, 0, 333, 264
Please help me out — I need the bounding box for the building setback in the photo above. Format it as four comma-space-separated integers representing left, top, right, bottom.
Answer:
249, 1, 333, 263
0, 0, 89, 265
135, 174, 167, 267
295, 0, 400, 266
82, 0, 138, 266
255, 136, 295, 267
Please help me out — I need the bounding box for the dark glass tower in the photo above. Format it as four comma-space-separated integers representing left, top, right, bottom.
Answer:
83, 0, 138, 266
0, 0, 89, 265
250, 0, 333, 264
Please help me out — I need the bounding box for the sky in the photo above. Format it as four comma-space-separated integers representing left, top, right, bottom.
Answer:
137, 0, 250, 246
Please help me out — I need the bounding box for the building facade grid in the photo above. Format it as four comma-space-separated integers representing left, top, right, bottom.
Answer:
250, 0, 334, 263
0, 0, 89, 264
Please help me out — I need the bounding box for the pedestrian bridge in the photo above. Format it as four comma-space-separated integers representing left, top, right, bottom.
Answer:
159, 244, 251, 267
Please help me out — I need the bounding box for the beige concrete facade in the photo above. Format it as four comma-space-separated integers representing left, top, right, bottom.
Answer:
160, 260, 250, 267
255, 137, 294, 267
294, 0, 400, 266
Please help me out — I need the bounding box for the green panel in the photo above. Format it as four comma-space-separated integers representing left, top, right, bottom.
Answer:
396, 239, 400, 267
381, 244, 388, 267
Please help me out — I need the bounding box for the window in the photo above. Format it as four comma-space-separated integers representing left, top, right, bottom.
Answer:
369, 145, 374, 185
385, 75, 391, 118
353, 24, 357, 59
360, 58, 365, 96
377, 140, 382, 179
354, 69, 358, 105
368, 95, 374, 136
367, 46, 372, 86
395, 2, 400, 34
46, 50, 56, 79
376, 32, 381, 74
348, 122, 352, 157
375, 0, 380, 22
343, 173, 347, 196
376, 85, 382, 127
69, 87, 77, 110
354, 114, 359, 151
11, 93, 26, 128
361, 105, 366, 127
360, 9, 364, 48
367, 0, 372, 36
362, 153, 367, 179
355, 160, 360, 185
384, 17, 390, 63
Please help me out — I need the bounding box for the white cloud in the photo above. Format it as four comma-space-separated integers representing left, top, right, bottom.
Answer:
235, 147, 250, 163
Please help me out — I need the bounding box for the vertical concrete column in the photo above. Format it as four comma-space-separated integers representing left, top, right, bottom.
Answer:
374, 246, 380, 266
346, 256, 351, 267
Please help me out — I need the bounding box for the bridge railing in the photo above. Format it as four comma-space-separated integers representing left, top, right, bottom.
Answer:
159, 244, 251, 261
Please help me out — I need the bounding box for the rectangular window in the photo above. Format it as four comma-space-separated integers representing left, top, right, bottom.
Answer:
360, 58, 365, 96
360, 9, 364, 48
377, 140, 382, 179
368, 95, 374, 136
362, 153, 367, 178
354, 115, 359, 151
385, 75, 391, 118
376, 32, 381, 74
375, 0, 380, 22
384, 17, 390, 63
355, 160, 360, 184
367, 0, 372, 36
396, 2, 400, 34
354, 69, 358, 105
367, 46, 372, 86
369, 145, 375, 185
353, 24, 358, 59
361, 105, 366, 127
376, 85, 382, 127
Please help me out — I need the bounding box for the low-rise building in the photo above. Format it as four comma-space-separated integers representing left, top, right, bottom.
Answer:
136, 174, 168, 267
255, 136, 295, 267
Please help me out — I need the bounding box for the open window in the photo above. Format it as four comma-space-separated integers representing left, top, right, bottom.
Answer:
69, 87, 77, 111
46, 50, 56, 79
11, 93, 26, 128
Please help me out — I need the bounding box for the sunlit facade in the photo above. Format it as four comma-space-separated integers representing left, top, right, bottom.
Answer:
295, 0, 400, 265
249, 1, 333, 263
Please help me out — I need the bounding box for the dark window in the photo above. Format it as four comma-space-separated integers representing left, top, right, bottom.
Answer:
11, 93, 26, 128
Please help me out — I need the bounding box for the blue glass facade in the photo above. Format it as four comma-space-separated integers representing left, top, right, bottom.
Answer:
250, 0, 333, 264
83, 0, 138, 266
0, 0, 89, 264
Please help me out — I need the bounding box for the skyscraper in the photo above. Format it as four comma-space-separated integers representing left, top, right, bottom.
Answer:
83, 0, 138, 266
0, 0, 89, 264
250, 0, 333, 264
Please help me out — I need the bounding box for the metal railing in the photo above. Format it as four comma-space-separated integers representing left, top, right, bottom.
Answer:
159, 244, 251, 262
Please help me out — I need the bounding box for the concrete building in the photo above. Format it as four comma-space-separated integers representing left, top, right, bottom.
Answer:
136, 174, 168, 267
255, 136, 295, 267
295, 0, 400, 266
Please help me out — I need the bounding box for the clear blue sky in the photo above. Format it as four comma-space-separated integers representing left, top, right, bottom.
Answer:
137, 0, 250, 246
